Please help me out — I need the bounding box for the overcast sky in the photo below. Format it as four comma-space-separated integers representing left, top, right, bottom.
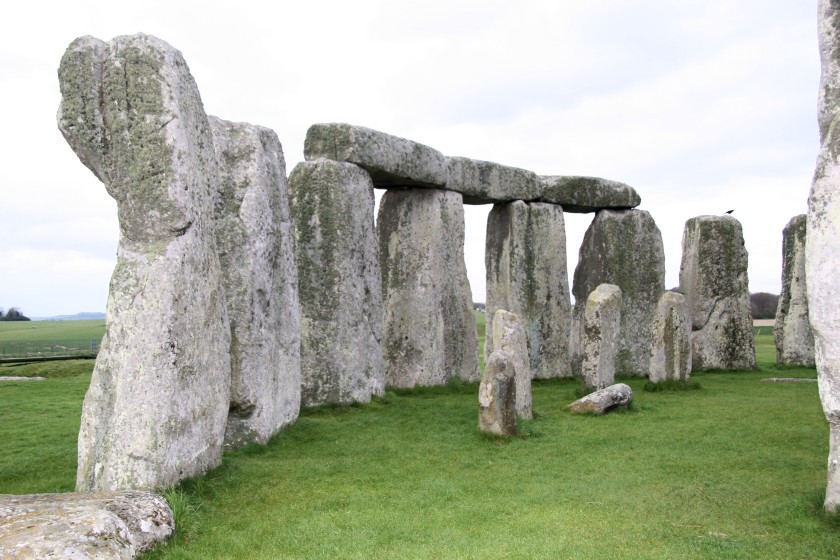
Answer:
0, 1, 820, 317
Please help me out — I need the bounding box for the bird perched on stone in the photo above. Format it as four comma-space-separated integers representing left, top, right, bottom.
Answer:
725, 210, 734, 214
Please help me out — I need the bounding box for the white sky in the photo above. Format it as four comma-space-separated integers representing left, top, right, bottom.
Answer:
0, 0, 819, 317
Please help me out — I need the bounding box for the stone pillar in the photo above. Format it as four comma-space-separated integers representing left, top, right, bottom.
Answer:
209, 117, 301, 449
649, 291, 692, 383
678, 215, 755, 371
775, 214, 815, 367
478, 351, 517, 436
808, 0, 840, 513
288, 159, 385, 406
581, 284, 622, 392
485, 201, 571, 379
378, 189, 480, 388
571, 209, 665, 376
491, 310, 532, 419
58, 34, 231, 491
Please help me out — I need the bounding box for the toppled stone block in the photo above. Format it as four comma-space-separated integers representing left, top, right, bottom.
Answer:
304, 123, 447, 187
649, 291, 692, 383
679, 215, 755, 371
539, 175, 641, 213
446, 157, 541, 204
58, 33, 231, 491
581, 284, 622, 392
491, 310, 532, 419
774, 214, 815, 367
378, 188, 480, 388
478, 350, 517, 436
209, 117, 301, 449
567, 383, 633, 415
288, 159, 385, 406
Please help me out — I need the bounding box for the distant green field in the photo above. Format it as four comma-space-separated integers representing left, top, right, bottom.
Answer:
0, 319, 105, 359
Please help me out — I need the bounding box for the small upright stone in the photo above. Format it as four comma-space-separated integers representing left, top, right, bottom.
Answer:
679, 215, 755, 371
478, 351, 517, 436
581, 284, 622, 392
775, 214, 815, 367
491, 310, 532, 419
649, 291, 692, 383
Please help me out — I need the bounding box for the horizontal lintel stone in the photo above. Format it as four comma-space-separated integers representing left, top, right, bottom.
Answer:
538, 175, 641, 213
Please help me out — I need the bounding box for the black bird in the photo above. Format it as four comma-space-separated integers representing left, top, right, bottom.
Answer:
725, 210, 734, 214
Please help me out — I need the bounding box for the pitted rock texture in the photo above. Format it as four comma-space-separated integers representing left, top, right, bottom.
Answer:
288, 159, 385, 406
774, 214, 815, 367
539, 175, 641, 213
446, 157, 541, 204
58, 34, 231, 491
571, 209, 665, 376
679, 215, 755, 371
478, 350, 517, 436
649, 291, 692, 383
809, 0, 840, 513
581, 284, 622, 392
378, 188, 480, 387
567, 383, 633, 415
491, 310, 532, 419
209, 117, 301, 449
485, 201, 571, 379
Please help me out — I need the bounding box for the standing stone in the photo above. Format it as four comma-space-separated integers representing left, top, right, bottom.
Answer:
491, 310, 532, 419
485, 201, 571, 379
649, 291, 692, 383
775, 214, 815, 367
808, 0, 840, 513
58, 34, 231, 491
581, 284, 622, 392
679, 215, 756, 371
571, 209, 665, 376
288, 159, 385, 406
478, 351, 517, 436
378, 189, 480, 388
209, 117, 301, 449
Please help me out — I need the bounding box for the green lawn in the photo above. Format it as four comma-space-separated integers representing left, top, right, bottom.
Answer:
0, 319, 105, 359
2, 328, 837, 559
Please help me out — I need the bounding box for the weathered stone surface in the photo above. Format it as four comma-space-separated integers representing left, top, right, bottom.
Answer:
446, 157, 540, 204
539, 175, 641, 213
378, 189, 480, 388
209, 117, 301, 449
581, 284, 622, 392
679, 215, 755, 371
649, 291, 692, 383
304, 123, 447, 187
288, 159, 385, 406
0, 377, 45, 381
485, 201, 572, 379
571, 209, 665, 376
809, 0, 840, 513
567, 383, 632, 415
58, 34, 231, 491
774, 214, 815, 367
0, 491, 173, 558
491, 310, 532, 419
478, 350, 517, 436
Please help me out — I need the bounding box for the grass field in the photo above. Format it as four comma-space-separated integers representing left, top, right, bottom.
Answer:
1, 322, 838, 559
0, 319, 105, 359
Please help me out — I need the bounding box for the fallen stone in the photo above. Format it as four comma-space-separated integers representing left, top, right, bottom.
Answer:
567, 383, 633, 415
774, 214, 815, 367
539, 175, 641, 213
679, 215, 755, 371
0, 491, 173, 558
0, 377, 45, 381
581, 284, 622, 392
58, 33, 231, 491
649, 291, 692, 383
304, 123, 447, 187
761, 378, 818, 383
478, 350, 517, 436
209, 117, 301, 449
378, 188, 480, 388
491, 310, 532, 419
485, 200, 572, 379
288, 159, 385, 406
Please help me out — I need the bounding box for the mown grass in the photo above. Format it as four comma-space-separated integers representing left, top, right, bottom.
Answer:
0, 319, 105, 342
1, 328, 837, 559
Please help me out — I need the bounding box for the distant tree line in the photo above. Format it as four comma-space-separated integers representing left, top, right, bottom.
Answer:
0, 307, 31, 321
750, 292, 779, 320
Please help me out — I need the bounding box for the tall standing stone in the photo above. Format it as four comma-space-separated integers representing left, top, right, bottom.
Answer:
491, 310, 532, 419
775, 214, 815, 367
485, 201, 571, 379
679, 215, 755, 371
58, 34, 231, 491
378, 189, 480, 388
209, 117, 301, 449
649, 291, 692, 383
571, 209, 665, 376
808, 0, 840, 513
288, 159, 385, 406
581, 284, 622, 392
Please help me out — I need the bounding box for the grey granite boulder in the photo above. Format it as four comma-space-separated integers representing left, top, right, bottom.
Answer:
378, 188, 480, 388
679, 215, 755, 371
491, 310, 532, 419
775, 214, 815, 367
649, 291, 692, 383
571, 209, 665, 376
209, 117, 301, 449
485, 201, 572, 379
58, 34, 231, 491
539, 175, 641, 213
478, 350, 517, 436
581, 284, 622, 392
567, 383, 633, 415
288, 159, 385, 406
